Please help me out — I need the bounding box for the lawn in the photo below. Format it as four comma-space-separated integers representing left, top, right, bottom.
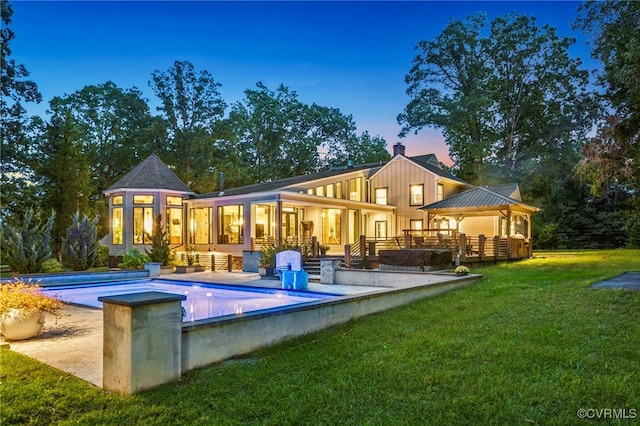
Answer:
2, 250, 639, 425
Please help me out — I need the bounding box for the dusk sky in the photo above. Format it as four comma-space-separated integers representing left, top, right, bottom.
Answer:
10, 1, 597, 164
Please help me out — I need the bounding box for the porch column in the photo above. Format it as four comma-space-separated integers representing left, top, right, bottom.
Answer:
275, 198, 282, 244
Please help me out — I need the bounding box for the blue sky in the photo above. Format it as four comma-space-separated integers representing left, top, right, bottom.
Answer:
10, 1, 595, 164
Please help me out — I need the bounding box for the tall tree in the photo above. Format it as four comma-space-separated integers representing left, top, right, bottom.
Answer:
574, 1, 640, 247
0, 0, 43, 224
48, 81, 158, 196
38, 111, 92, 259
149, 61, 227, 192
399, 13, 596, 187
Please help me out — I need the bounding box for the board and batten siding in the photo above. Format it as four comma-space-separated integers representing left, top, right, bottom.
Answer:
370, 157, 439, 233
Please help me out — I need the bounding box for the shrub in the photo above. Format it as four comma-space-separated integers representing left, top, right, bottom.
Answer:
118, 248, 151, 269
145, 215, 172, 266
95, 245, 110, 268
62, 212, 100, 271
0, 208, 56, 274
259, 240, 299, 267
40, 259, 64, 273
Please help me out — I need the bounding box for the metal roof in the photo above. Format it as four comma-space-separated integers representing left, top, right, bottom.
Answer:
105, 154, 193, 193
419, 186, 539, 213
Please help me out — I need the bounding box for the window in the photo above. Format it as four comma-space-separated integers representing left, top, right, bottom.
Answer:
410, 219, 423, 230
255, 204, 272, 239
134, 195, 154, 204
322, 208, 341, 244
437, 183, 444, 201
336, 182, 343, 199
167, 208, 183, 244
218, 205, 244, 244
326, 184, 335, 198
112, 208, 123, 244
316, 186, 324, 197
307, 188, 314, 195
375, 221, 387, 239
409, 184, 424, 206
349, 178, 363, 201
133, 207, 154, 244
112, 195, 123, 205
375, 188, 388, 205
167, 196, 183, 206
190, 208, 212, 244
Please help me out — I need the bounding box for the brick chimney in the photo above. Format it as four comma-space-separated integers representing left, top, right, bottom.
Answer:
393, 142, 406, 157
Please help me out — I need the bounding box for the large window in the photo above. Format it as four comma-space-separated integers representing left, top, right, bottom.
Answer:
133, 207, 154, 244
255, 204, 272, 239
410, 184, 424, 206
218, 205, 244, 244
375, 188, 388, 205
167, 208, 183, 244
322, 208, 341, 244
190, 208, 212, 244
112, 207, 123, 244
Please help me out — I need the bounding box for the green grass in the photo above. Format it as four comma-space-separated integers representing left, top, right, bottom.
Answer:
2, 250, 639, 425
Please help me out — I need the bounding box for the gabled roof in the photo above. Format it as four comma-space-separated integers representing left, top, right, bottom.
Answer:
486, 183, 521, 201
419, 186, 539, 214
106, 154, 193, 193
197, 162, 384, 198
368, 154, 468, 185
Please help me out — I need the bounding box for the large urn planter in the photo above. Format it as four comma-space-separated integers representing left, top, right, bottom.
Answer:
0, 309, 46, 340
0, 278, 64, 341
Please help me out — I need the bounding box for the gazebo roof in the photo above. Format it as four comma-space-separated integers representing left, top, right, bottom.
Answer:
105, 154, 193, 194
419, 186, 539, 216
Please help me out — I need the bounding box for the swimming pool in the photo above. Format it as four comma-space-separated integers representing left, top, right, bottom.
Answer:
44, 279, 336, 322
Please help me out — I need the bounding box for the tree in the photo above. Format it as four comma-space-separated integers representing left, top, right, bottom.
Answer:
0, 0, 43, 225
145, 214, 172, 266
574, 1, 640, 246
37, 111, 92, 259
0, 207, 55, 274
48, 81, 158, 195
399, 13, 596, 186
149, 61, 227, 192
62, 212, 100, 271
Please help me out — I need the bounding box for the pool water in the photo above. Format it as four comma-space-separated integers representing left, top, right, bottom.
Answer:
44, 279, 336, 322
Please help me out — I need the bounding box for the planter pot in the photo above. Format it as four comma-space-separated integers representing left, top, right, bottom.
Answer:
1, 309, 45, 341
455, 272, 468, 276
259, 267, 275, 277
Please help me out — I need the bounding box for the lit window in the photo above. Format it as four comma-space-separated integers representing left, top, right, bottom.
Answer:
410, 184, 424, 206
134, 195, 154, 204
375, 188, 388, 205
326, 184, 335, 198
375, 221, 387, 239
349, 178, 363, 201
437, 184, 444, 201
167, 196, 183, 206
112, 207, 123, 244
410, 219, 423, 230
112, 195, 123, 205
190, 208, 212, 244
316, 186, 324, 197
336, 182, 343, 199
167, 208, 183, 244
133, 207, 154, 244
218, 205, 244, 244
322, 208, 341, 244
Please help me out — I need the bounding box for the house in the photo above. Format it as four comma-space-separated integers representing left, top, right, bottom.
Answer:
102, 143, 539, 270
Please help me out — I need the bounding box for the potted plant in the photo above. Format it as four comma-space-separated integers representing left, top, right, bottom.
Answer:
0, 278, 64, 340
454, 265, 470, 276
258, 244, 277, 276
175, 246, 205, 273
319, 245, 330, 256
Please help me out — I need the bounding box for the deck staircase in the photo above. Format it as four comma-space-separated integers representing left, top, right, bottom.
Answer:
302, 256, 343, 282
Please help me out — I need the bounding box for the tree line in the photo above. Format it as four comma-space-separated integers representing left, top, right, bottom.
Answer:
1, 0, 638, 256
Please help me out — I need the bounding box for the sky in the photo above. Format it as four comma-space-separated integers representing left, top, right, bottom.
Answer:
9, 1, 597, 165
